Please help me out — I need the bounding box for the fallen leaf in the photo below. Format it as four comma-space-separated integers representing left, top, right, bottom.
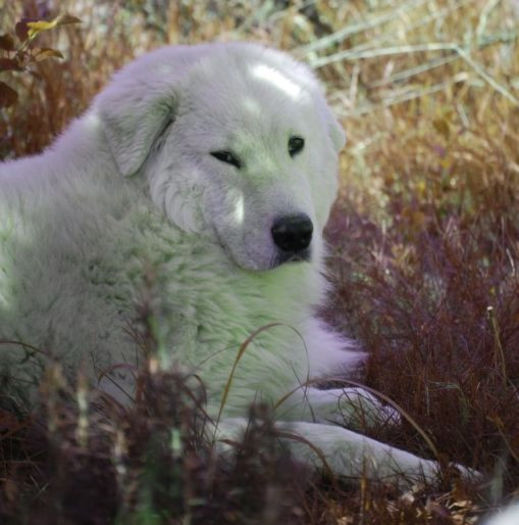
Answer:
34, 47, 64, 61
0, 33, 15, 51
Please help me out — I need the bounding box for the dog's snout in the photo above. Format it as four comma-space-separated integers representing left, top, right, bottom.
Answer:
271, 214, 313, 253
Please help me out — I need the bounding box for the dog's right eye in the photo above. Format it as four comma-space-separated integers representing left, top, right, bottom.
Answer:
288, 136, 305, 157
210, 151, 241, 169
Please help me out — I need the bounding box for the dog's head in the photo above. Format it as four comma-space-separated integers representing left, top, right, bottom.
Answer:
95, 43, 345, 271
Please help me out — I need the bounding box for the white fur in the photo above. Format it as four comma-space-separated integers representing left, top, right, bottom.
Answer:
483, 504, 519, 525
0, 43, 469, 484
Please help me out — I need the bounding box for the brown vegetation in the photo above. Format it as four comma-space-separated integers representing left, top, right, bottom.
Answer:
1, 0, 518, 523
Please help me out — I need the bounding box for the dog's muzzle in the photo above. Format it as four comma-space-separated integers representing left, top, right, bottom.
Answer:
271, 214, 313, 263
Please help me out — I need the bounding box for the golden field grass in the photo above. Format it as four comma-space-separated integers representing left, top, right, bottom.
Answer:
1, 1, 518, 523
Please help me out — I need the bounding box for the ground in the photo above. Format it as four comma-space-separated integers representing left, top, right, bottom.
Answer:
0, 1, 518, 523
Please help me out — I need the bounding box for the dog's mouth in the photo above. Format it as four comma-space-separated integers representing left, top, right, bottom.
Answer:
273, 247, 311, 268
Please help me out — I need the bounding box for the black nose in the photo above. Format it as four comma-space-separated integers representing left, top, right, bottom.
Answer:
271, 214, 313, 252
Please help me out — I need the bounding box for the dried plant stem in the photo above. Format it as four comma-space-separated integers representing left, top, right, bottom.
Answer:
215, 322, 308, 431
311, 42, 457, 68
303, 0, 471, 65
476, 0, 503, 44
453, 44, 519, 106
326, 378, 441, 462
367, 54, 459, 88
297, 0, 431, 55
487, 306, 508, 385
351, 75, 467, 116
327, 34, 518, 114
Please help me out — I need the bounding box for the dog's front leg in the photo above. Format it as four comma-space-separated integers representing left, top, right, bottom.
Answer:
213, 417, 464, 486
278, 386, 401, 430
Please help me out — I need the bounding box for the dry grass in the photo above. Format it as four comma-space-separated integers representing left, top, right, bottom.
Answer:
1, 0, 518, 523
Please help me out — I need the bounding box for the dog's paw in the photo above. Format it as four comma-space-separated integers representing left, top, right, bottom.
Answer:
337, 387, 402, 430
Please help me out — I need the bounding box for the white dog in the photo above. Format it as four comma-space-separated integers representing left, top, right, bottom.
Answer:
0, 42, 467, 484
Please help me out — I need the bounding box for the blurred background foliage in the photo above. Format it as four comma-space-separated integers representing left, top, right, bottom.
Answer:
1, 1, 519, 524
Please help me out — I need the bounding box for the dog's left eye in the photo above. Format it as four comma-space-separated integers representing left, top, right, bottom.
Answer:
288, 136, 305, 157
210, 150, 242, 169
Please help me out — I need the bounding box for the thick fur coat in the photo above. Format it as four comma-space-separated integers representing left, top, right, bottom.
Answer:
0, 43, 469, 483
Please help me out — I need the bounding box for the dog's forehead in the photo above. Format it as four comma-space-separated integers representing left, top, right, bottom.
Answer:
184, 57, 314, 133
247, 62, 304, 99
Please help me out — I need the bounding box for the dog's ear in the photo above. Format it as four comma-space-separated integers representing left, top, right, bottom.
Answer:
321, 103, 346, 152
328, 113, 346, 152
294, 66, 345, 152
97, 74, 178, 177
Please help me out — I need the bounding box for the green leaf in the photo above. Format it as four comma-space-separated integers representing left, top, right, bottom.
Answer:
26, 18, 60, 39
0, 81, 18, 107
26, 14, 82, 39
